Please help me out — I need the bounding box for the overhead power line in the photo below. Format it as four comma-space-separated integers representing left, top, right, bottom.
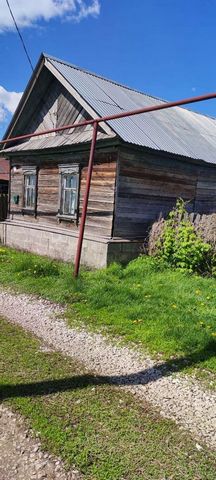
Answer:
5, 0, 34, 72
4, 0, 56, 130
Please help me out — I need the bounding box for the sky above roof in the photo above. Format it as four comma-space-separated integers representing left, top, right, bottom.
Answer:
1, 0, 216, 140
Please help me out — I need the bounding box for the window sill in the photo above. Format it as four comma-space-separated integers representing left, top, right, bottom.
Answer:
22, 208, 35, 215
57, 214, 77, 223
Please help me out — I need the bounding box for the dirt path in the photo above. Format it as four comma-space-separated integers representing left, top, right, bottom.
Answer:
0, 405, 81, 480
0, 288, 216, 450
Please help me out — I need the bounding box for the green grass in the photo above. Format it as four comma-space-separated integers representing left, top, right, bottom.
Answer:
0, 247, 216, 377
1, 317, 216, 479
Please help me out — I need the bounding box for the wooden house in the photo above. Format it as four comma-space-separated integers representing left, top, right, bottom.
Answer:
1, 53, 216, 267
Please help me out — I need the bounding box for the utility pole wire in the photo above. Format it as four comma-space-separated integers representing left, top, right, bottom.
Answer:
4, 0, 56, 130
5, 0, 34, 72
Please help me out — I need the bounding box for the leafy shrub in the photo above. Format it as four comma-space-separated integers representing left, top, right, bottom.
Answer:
155, 199, 212, 273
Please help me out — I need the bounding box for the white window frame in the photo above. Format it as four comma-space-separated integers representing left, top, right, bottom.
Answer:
23, 166, 37, 211
58, 164, 79, 220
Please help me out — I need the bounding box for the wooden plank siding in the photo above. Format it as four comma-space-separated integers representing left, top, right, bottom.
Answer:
8, 138, 216, 243
25, 78, 90, 140
10, 169, 24, 214
10, 151, 117, 238
194, 164, 216, 213
113, 147, 216, 239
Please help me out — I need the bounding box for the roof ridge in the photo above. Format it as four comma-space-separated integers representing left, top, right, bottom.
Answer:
44, 53, 216, 122
43, 52, 167, 102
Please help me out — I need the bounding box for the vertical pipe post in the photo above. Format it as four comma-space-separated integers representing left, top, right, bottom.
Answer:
74, 121, 98, 277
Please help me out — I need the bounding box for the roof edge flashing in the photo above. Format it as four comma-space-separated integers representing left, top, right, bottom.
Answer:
2, 53, 46, 143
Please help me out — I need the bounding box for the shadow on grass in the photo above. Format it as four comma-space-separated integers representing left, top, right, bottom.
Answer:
1, 341, 215, 400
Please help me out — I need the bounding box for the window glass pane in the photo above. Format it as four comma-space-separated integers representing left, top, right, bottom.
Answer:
25, 174, 35, 187
30, 187, 35, 207
25, 174, 36, 208
70, 190, 76, 214
65, 174, 77, 189
64, 190, 71, 214
29, 175, 36, 186
61, 172, 78, 216
26, 187, 33, 208
26, 188, 30, 207
63, 190, 76, 215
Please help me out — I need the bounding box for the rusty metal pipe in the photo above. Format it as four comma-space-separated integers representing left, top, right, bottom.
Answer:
74, 121, 98, 277
1, 91, 216, 146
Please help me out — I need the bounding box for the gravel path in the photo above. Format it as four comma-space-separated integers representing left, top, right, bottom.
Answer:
0, 288, 216, 450
0, 405, 82, 480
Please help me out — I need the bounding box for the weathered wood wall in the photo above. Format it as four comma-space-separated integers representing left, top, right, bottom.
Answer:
113, 147, 216, 239
9, 143, 216, 242
194, 164, 216, 213
10, 150, 117, 238
24, 77, 90, 138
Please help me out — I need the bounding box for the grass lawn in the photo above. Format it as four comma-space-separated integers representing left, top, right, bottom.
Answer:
1, 317, 216, 480
0, 247, 216, 378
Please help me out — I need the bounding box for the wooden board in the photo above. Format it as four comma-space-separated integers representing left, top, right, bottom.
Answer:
10, 154, 117, 238
113, 147, 216, 239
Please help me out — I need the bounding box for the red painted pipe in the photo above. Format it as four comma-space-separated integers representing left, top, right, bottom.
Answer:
1, 91, 216, 146
74, 121, 98, 277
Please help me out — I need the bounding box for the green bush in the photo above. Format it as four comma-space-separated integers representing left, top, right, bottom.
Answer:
156, 199, 212, 273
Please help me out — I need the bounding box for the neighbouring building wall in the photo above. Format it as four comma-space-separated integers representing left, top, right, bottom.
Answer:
0, 158, 9, 182
113, 146, 216, 239
0, 158, 9, 194
9, 148, 117, 239
0, 180, 8, 194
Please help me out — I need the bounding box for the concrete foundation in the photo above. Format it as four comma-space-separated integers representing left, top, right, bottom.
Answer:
0, 220, 143, 268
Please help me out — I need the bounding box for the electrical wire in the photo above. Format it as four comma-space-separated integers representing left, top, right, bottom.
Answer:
5, 0, 34, 72
4, 0, 55, 129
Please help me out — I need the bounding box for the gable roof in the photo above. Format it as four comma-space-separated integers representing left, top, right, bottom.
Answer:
3, 53, 216, 164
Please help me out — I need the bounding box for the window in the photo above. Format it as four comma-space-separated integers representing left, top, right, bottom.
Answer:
59, 165, 79, 218
23, 167, 37, 210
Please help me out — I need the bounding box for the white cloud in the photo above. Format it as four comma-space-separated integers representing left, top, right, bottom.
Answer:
0, 86, 23, 124
0, 0, 100, 31
68, 0, 101, 22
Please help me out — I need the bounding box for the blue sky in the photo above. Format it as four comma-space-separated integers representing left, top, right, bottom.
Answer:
1, 0, 216, 139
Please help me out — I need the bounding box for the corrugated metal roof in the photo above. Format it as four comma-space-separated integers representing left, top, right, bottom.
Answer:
4, 128, 111, 153
46, 54, 216, 164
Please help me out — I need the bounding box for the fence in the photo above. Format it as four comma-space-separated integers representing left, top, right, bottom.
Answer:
0, 194, 8, 221
148, 211, 216, 256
